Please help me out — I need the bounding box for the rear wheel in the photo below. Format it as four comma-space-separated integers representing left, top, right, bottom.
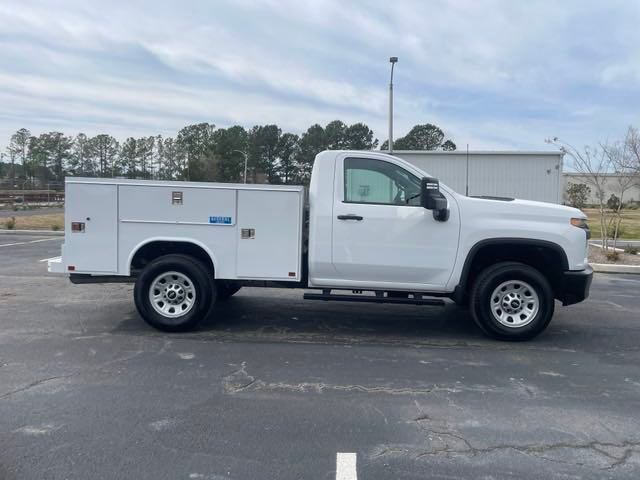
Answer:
134, 254, 215, 332
470, 262, 554, 341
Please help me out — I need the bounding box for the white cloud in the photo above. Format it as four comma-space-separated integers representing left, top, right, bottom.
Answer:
0, 0, 639, 150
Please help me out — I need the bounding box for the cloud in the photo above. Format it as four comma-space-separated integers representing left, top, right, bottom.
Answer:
0, 0, 639, 149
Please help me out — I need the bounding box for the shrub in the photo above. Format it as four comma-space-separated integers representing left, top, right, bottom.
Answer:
605, 250, 620, 262
607, 194, 621, 211
624, 245, 639, 255
5, 216, 16, 230
607, 222, 625, 239
51, 224, 61, 232
566, 183, 590, 209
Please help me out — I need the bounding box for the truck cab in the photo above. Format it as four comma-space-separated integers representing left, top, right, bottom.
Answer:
49, 150, 592, 340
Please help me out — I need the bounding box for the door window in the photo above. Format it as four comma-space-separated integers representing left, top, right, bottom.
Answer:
344, 158, 422, 206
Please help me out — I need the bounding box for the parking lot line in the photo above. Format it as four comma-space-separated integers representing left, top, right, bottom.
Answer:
39, 256, 61, 263
0, 237, 61, 248
336, 452, 357, 480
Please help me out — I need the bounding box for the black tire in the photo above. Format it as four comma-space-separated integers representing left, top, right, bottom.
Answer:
470, 262, 554, 341
216, 281, 242, 301
134, 254, 215, 332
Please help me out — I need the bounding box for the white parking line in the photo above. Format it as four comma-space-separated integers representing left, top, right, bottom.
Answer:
0, 237, 61, 248
336, 452, 357, 480
39, 256, 61, 263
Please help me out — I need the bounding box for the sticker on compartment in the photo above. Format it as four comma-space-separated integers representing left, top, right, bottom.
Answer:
209, 216, 233, 225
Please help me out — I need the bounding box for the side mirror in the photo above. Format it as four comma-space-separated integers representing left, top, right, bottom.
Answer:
420, 177, 449, 222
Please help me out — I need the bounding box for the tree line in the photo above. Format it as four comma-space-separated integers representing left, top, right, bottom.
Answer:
0, 121, 456, 187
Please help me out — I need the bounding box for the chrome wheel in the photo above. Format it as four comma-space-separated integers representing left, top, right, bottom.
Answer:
490, 280, 539, 328
149, 271, 196, 318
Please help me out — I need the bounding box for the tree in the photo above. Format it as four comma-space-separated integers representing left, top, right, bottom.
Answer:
212, 126, 248, 182
548, 137, 612, 249
566, 182, 590, 209
442, 140, 456, 151
121, 138, 138, 178
176, 123, 215, 181
381, 123, 456, 151
325, 120, 348, 150
9, 128, 30, 180
277, 133, 300, 184
247, 124, 281, 183
160, 137, 183, 180
68, 133, 94, 176
153, 135, 164, 179
28, 132, 72, 184
297, 124, 327, 183
88, 134, 120, 177
601, 126, 640, 248
4, 145, 16, 181
135, 136, 154, 179
343, 123, 378, 150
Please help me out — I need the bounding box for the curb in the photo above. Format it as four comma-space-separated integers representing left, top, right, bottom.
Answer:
591, 263, 640, 274
0, 229, 64, 236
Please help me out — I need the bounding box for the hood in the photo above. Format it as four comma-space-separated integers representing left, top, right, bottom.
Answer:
460, 195, 585, 220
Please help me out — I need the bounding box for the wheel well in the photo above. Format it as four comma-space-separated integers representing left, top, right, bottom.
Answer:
457, 240, 567, 303
130, 241, 214, 276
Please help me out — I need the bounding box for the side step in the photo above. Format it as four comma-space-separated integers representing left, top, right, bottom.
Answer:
303, 290, 446, 306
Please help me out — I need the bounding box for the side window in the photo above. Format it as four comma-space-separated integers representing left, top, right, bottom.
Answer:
344, 158, 422, 206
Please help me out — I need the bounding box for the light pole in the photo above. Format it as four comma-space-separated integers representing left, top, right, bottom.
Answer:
388, 56, 398, 154
232, 149, 249, 183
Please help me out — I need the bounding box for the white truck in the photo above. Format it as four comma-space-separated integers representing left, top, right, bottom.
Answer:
49, 150, 592, 340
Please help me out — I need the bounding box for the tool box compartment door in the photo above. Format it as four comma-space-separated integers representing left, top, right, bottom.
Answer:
236, 189, 302, 280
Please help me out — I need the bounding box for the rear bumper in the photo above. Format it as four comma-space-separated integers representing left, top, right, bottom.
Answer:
559, 265, 593, 306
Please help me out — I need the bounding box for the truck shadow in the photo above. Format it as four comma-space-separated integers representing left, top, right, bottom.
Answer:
114, 288, 488, 346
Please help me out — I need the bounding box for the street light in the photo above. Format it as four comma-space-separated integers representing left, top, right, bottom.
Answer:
232, 149, 249, 183
388, 56, 398, 154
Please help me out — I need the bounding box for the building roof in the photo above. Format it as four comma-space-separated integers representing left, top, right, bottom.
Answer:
392, 150, 564, 156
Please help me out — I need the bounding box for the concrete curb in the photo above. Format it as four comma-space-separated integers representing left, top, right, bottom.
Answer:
0, 229, 64, 236
591, 263, 640, 274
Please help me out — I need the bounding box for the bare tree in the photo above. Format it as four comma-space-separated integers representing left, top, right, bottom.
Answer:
601, 127, 640, 248
547, 137, 612, 249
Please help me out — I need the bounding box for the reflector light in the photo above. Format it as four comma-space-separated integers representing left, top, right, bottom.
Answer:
68, 266, 76, 271
288, 272, 296, 277
71, 222, 85, 233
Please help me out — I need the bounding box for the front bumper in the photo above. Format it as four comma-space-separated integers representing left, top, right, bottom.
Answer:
559, 265, 593, 306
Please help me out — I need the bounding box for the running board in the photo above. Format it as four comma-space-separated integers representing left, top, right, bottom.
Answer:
303, 290, 446, 306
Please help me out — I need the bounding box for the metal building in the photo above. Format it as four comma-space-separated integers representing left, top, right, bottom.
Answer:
394, 150, 564, 204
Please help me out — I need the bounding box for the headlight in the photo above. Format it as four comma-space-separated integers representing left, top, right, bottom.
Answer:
571, 217, 590, 240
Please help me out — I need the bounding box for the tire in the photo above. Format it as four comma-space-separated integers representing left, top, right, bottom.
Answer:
134, 254, 215, 332
470, 261, 554, 341
216, 281, 242, 301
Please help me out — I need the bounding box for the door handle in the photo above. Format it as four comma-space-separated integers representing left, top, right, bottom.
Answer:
337, 214, 363, 221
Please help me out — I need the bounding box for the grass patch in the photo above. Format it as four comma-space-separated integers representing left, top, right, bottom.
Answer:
583, 208, 640, 239
0, 213, 64, 231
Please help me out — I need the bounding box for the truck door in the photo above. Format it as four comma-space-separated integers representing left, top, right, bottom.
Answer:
331, 156, 459, 290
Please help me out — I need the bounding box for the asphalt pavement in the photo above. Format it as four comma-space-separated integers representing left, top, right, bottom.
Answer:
1, 235, 640, 479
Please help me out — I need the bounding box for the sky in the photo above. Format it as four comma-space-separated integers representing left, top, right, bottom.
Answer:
0, 0, 639, 151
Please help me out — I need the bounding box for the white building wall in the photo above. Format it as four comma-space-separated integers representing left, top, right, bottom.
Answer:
394, 151, 563, 204
563, 173, 640, 205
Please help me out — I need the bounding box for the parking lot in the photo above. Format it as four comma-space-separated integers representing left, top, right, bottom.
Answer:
1, 234, 640, 479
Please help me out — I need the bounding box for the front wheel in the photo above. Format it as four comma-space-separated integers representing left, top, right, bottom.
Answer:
134, 254, 215, 332
470, 262, 554, 341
